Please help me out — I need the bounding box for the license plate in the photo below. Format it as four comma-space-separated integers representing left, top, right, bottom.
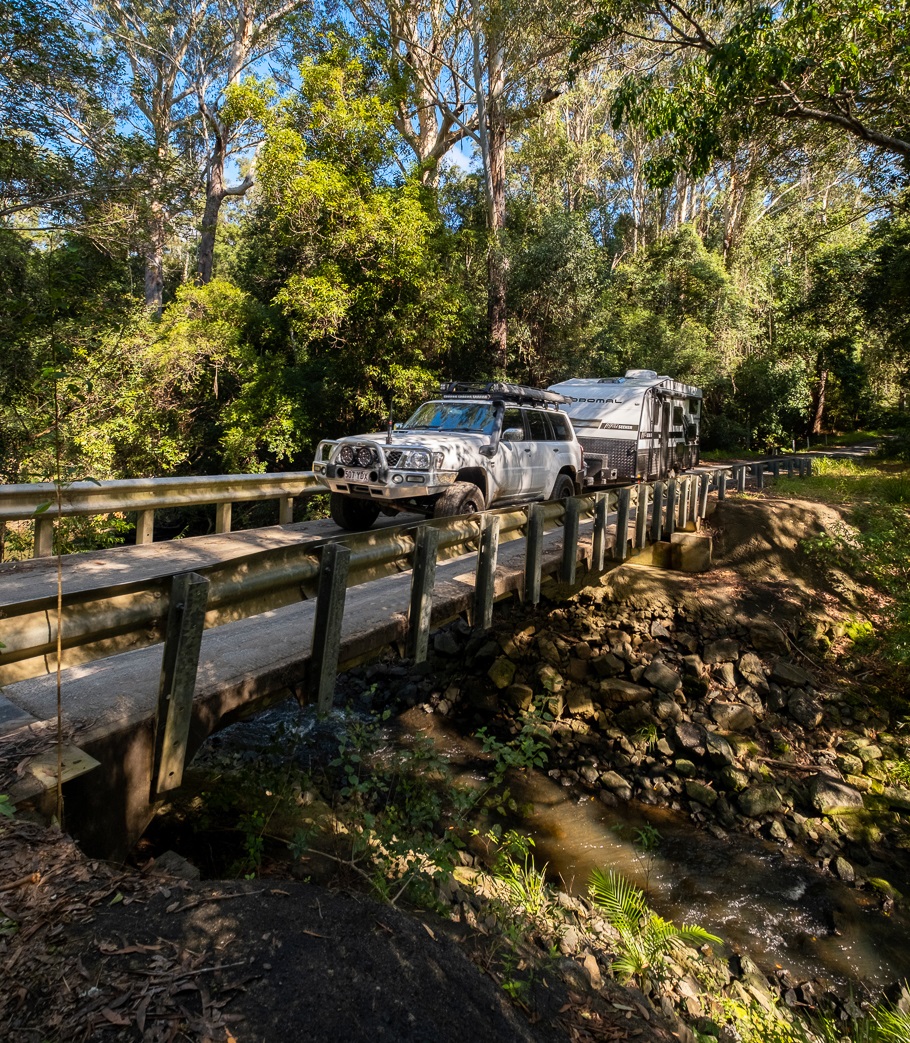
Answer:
345, 468, 371, 481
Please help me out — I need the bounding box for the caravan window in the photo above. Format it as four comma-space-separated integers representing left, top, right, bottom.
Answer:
687, 397, 701, 416
673, 404, 685, 427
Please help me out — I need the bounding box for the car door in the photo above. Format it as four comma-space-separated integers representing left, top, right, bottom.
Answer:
488, 406, 533, 501
524, 408, 557, 496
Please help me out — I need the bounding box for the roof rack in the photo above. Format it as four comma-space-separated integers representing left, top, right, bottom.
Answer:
439, 381, 571, 407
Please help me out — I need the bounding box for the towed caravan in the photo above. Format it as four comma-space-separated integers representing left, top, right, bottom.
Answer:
548, 370, 702, 487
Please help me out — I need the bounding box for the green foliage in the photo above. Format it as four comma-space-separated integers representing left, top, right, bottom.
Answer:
475, 698, 552, 791
588, 868, 720, 987
0, 794, 16, 819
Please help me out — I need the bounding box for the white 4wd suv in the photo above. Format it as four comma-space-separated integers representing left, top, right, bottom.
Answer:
312, 382, 584, 530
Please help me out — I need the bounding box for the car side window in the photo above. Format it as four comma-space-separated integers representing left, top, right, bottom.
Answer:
549, 412, 572, 442
500, 407, 526, 442
526, 409, 552, 441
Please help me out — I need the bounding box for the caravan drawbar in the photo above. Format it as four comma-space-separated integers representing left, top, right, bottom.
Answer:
548, 370, 702, 487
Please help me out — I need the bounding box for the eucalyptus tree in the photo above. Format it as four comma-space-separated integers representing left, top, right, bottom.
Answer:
574, 0, 910, 182
82, 0, 306, 312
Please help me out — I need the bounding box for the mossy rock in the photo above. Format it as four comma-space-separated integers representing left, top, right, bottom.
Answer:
867, 877, 903, 901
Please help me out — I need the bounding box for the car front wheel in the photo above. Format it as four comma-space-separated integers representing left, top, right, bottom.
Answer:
330, 493, 381, 531
433, 481, 485, 518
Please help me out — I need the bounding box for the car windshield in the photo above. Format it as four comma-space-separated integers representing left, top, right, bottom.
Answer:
402, 401, 495, 434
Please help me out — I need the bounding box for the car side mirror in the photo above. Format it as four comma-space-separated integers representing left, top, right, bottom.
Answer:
479, 444, 497, 458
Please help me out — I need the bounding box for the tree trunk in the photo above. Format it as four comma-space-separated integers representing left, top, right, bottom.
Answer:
144, 200, 165, 315
197, 135, 226, 284
811, 368, 828, 435
487, 86, 508, 376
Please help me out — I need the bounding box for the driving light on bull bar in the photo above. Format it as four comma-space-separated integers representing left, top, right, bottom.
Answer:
338, 445, 355, 465
356, 446, 374, 467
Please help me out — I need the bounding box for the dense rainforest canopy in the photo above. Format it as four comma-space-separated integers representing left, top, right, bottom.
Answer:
1, 0, 908, 487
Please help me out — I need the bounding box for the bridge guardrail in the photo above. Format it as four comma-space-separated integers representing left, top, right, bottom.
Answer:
0, 472, 322, 557
0, 458, 815, 686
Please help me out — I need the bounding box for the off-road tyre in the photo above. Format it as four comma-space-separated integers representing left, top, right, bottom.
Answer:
549, 474, 575, 501
330, 493, 381, 531
433, 481, 485, 519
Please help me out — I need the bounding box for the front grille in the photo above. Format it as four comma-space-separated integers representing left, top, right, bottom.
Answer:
385, 450, 403, 467
580, 436, 636, 477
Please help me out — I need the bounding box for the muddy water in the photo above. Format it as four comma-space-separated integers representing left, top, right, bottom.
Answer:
398, 709, 910, 992
194, 699, 910, 994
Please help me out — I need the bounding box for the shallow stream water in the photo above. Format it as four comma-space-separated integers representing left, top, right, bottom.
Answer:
191, 698, 910, 996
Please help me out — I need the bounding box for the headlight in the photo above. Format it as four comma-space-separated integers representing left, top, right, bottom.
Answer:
338, 445, 355, 465
408, 450, 432, 469
356, 446, 374, 467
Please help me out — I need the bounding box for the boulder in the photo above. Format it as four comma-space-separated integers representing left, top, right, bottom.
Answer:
704, 732, 736, 767
643, 660, 682, 693
601, 771, 633, 801
567, 688, 596, 718
487, 657, 516, 689
738, 652, 767, 685
735, 685, 764, 712
709, 701, 756, 732
703, 638, 741, 665
654, 694, 683, 723
566, 657, 589, 682
598, 678, 651, 705
808, 775, 864, 814
685, 780, 718, 806
738, 785, 784, 817
504, 684, 534, 712
671, 722, 707, 757
749, 622, 790, 655
835, 752, 864, 777
592, 652, 625, 678
537, 664, 564, 693
771, 659, 814, 688
787, 691, 823, 729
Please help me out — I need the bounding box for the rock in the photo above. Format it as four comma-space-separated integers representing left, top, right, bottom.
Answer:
487, 657, 516, 689
709, 701, 755, 732
768, 819, 788, 841
598, 678, 651, 705
682, 654, 706, 676
433, 632, 461, 656
567, 688, 596, 718
682, 675, 711, 701
712, 662, 737, 687
675, 632, 699, 653
834, 856, 855, 883
857, 744, 883, 762
749, 622, 790, 655
504, 684, 534, 712
601, 771, 633, 801
592, 652, 625, 678
671, 722, 707, 757
704, 732, 736, 767
566, 657, 589, 683
737, 785, 784, 817
771, 659, 813, 687
151, 850, 201, 881
654, 695, 683, 722
808, 775, 865, 814
582, 952, 603, 989
651, 619, 672, 639
537, 637, 562, 665
735, 685, 764, 712
573, 641, 593, 661
703, 638, 740, 664
719, 766, 750, 792
643, 660, 681, 693
559, 926, 581, 955
738, 652, 766, 684
787, 691, 823, 729
686, 779, 718, 806
537, 664, 564, 693
674, 758, 696, 778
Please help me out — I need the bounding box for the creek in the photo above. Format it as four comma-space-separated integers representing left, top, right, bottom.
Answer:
155, 696, 910, 1000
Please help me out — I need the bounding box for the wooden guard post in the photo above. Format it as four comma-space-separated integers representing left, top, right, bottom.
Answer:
613, 487, 631, 560
408, 524, 440, 663
151, 571, 210, 798
475, 514, 501, 629
560, 497, 582, 583
525, 503, 545, 604
311, 542, 351, 713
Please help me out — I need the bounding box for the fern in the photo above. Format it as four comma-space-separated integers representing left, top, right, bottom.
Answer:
589, 868, 720, 987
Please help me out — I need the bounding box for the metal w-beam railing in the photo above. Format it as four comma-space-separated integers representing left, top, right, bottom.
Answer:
0, 472, 321, 557
0, 458, 814, 687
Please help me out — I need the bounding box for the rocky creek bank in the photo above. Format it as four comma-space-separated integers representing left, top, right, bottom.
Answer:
326, 510, 910, 1028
